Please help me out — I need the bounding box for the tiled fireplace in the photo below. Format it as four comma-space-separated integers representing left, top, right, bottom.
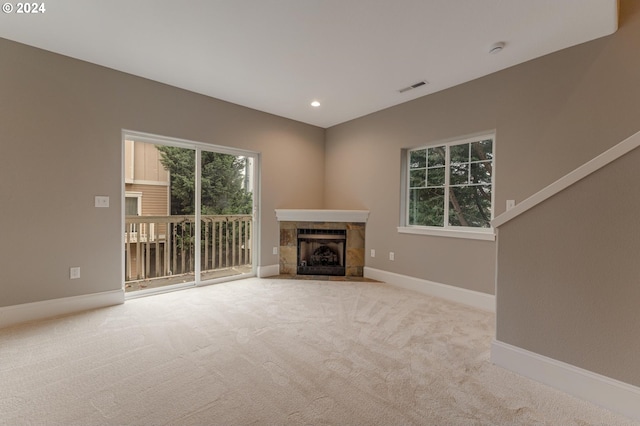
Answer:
275, 209, 369, 277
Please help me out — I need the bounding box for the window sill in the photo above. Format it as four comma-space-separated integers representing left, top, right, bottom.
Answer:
397, 226, 496, 241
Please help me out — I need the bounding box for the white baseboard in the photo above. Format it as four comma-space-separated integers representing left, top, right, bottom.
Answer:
257, 264, 279, 278
364, 267, 495, 312
0, 290, 125, 330
491, 340, 640, 421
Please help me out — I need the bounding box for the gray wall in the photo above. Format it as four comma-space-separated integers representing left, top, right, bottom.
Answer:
496, 146, 640, 387
0, 38, 325, 308
324, 0, 640, 295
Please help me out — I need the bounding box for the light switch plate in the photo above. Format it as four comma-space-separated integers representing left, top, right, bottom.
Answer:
95, 196, 109, 208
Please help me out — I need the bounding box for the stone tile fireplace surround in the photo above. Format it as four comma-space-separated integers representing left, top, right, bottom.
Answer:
275, 209, 369, 277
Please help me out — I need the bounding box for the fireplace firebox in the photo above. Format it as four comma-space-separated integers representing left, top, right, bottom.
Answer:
297, 229, 346, 276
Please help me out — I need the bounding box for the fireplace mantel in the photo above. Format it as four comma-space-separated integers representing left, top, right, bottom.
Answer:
275, 209, 369, 223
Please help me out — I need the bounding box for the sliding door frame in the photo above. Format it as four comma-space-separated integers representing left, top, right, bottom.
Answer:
121, 130, 261, 297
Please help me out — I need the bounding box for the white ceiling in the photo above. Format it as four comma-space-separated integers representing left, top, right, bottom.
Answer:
0, 1, 618, 128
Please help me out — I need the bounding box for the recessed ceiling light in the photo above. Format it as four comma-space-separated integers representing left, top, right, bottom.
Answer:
311, 101, 321, 107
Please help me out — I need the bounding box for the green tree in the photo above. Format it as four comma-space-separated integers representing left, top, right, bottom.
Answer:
447, 140, 492, 227
156, 146, 253, 215
409, 139, 492, 228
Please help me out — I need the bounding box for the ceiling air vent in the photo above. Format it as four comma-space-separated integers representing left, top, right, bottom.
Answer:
398, 80, 428, 93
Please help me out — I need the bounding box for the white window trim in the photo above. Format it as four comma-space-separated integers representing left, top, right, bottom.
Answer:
400, 132, 496, 241
124, 191, 142, 215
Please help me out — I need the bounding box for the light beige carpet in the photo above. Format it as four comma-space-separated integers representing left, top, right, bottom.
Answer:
0, 278, 636, 425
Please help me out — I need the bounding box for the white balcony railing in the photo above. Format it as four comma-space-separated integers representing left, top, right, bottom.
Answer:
125, 214, 252, 283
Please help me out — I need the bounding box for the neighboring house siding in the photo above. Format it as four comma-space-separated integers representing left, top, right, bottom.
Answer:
124, 143, 170, 280
125, 139, 169, 184
125, 183, 170, 216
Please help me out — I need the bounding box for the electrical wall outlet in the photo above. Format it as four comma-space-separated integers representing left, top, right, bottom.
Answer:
370, 249, 376, 258
389, 252, 395, 261
506, 199, 516, 210
272, 246, 278, 255
70, 267, 81, 279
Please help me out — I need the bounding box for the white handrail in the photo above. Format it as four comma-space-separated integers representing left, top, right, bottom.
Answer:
492, 130, 640, 228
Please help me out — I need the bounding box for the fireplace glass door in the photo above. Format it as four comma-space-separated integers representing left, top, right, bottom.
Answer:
297, 229, 346, 276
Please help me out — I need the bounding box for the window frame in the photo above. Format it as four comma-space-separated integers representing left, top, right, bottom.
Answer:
125, 191, 142, 216
399, 133, 496, 241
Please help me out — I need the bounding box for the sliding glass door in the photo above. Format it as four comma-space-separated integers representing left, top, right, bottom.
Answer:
199, 152, 254, 281
123, 132, 257, 296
